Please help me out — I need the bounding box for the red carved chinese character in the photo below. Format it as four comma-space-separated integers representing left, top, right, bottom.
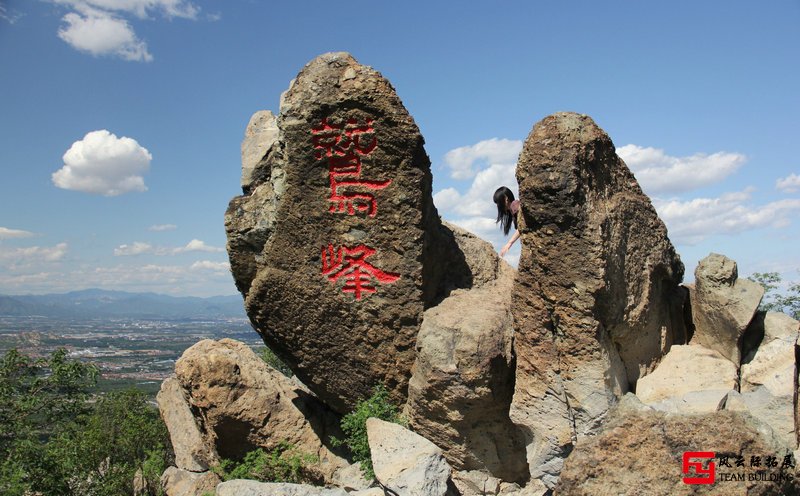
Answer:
312, 117, 390, 217
321, 244, 400, 300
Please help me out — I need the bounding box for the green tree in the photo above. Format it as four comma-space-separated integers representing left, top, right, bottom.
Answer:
0, 348, 98, 495
259, 346, 293, 377
749, 271, 800, 319
0, 349, 172, 496
331, 385, 405, 480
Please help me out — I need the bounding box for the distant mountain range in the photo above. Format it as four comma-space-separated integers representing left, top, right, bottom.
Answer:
0, 289, 246, 319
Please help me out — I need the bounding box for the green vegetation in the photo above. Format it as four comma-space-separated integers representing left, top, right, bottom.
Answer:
331, 384, 406, 480
259, 346, 293, 377
749, 272, 800, 319
212, 442, 319, 484
0, 348, 172, 495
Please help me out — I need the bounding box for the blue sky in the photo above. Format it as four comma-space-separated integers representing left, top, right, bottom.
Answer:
0, 0, 798, 297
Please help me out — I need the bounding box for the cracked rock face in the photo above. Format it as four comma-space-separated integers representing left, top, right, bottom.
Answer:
508, 112, 685, 487
225, 52, 468, 412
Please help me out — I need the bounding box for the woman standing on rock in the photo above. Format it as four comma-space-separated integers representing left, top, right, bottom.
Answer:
493, 186, 520, 257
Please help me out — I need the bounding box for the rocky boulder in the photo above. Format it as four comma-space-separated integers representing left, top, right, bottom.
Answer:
735, 311, 800, 448
635, 344, 738, 413
225, 52, 469, 413
556, 395, 799, 495
367, 417, 453, 496
509, 112, 685, 486
690, 253, 764, 365
406, 258, 528, 482
169, 338, 354, 485
157, 377, 219, 472
160, 467, 220, 496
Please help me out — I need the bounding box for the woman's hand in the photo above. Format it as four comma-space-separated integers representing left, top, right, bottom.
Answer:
500, 229, 521, 257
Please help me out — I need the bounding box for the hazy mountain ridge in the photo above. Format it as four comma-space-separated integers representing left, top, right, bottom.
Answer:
0, 289, 246, 319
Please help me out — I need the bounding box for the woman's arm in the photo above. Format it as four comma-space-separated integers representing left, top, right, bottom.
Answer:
500, 229, 520, 257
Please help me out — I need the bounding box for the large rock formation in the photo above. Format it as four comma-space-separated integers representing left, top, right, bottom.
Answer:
509, 112, 686, 486
691, 253, 765, 365
225, 52, 469, 412
163, 339, 356, 486
406, 240, 528, 482
556, 395, 799, 495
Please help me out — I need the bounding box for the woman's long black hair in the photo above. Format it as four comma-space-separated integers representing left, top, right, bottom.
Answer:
493, 186, 517, 236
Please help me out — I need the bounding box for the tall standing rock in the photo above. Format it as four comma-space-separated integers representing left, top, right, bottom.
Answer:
509, 112, 685, 486
226, 53, 467, 412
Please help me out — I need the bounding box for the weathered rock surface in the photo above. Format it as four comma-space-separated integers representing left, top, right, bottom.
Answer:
406, 257, 528, 482
556, 394, 799, 495
241, 110, 279, 191
736, 311, 800, 448
451, 471, 548, 496
367, 417, 452, 496
691, 253, 764, 364
171, 338, 353, 484
215, 480, 349, 496
509, 112, 685, 486
226, 52, 469, 412
636, 344, 738, 413
160, 467, 220, 496
157, 377, 219, 471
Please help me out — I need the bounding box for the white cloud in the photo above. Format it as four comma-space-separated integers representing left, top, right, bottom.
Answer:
148, 224, 177, 232
190, 260, 230, 271
55, 0, 200, 19
0, 243, 69, 266
53, 130, 152, 196
173, 239, 224, 254
0, 3, 22, 23
776, 173, 800, 193
114, 241, 153, 256
654, 190, 800, 245
58, 9, 153, 62
617, 144, 746, 195
52, 0, 201, 61
0, 227, 35, 239
443, 138, 522, 180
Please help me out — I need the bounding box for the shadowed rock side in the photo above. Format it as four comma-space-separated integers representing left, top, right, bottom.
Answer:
509, 112, 685, 487
406, 227, 529, 483
225, 52, 468, 413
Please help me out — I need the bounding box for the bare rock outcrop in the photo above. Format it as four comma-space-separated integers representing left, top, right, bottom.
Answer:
157, 377, 219, 472
160, 467, 220, 496
166, 338, 354, 485
406, 254, 528, 482
509, 112, 685, 486
556, 395, 799, 495
635, 344, 738, 413
690, 253, 764, 365
366, 417, 453, 496
225, 52, 469, 413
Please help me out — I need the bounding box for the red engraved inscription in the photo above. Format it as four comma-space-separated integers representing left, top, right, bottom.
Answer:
311, 117, 390, 217
321, 244, 400, 300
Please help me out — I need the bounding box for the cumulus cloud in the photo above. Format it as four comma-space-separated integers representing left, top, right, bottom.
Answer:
52, 130, 152, 196
617, 144, 746, 195
113, 241, 153, 256
58, 9, 152, 61
148, 224, 177, 232
52, 0, 200, 61
190, 260, 230, 271
776, 173, 800, 193
0, 227, 35, 239
442, 138, 522, 180
654, 190, 800, 245
0, 3, 22, 23
173, 239, 224, 254
0, 243, 69, 266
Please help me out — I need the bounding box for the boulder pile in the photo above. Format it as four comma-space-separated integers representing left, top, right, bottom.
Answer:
155, 53, 800, 496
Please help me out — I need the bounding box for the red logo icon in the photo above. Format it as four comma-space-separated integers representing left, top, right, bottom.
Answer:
683, 451, 716, 484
